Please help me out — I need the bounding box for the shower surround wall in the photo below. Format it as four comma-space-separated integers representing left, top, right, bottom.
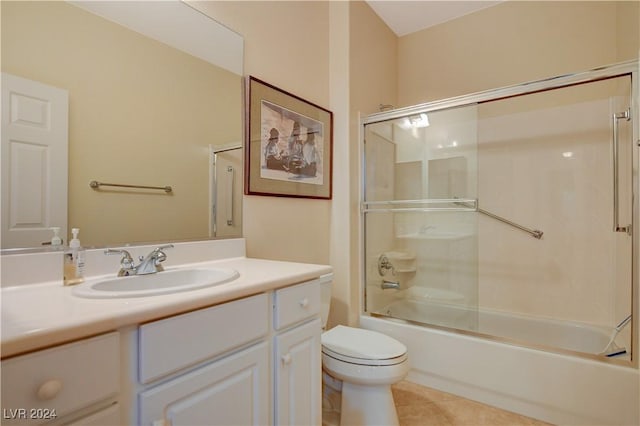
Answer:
476, 81, 633, 336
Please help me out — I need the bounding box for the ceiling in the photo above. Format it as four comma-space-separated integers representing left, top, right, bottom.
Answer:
366, 1, 503, 37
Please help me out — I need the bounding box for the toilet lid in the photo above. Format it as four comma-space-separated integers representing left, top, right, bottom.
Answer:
321, 325, 407, 364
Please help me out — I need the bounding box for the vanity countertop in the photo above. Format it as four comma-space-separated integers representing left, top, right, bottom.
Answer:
1, 256, 332, 358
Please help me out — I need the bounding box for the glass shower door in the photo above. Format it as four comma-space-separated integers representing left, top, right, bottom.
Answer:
362, 70, 635, 360
474, 74, 634, 357
363, 104, 480, 330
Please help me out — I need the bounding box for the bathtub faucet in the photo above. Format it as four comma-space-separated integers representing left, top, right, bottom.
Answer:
381, 280, 400, 290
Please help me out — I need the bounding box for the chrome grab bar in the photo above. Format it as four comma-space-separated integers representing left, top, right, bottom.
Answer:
226, 165, 235, 226
90, 180, 172, 193
612, 108, 631, 234
476, 207, 543, 239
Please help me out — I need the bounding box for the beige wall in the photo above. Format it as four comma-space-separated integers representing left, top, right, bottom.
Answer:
349, 1, 398, 116
2, 1, 241, 246
200, 1, 397, 326
196, 1, 332, 265
398, 1, 639, 106
348, 1, 398, 325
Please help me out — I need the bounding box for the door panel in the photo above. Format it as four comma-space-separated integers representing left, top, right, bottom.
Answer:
139, 342, 269, 426
1, 73, 68, 248
274, 318, 321, 426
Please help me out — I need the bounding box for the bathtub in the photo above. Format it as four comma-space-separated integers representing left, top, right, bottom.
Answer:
376, 298, 624, 356
361, 302, 640, 425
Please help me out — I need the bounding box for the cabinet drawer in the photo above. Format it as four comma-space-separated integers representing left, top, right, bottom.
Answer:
1, 332, 119, 425
139, 293, 269, 384
274, 279, 321, 330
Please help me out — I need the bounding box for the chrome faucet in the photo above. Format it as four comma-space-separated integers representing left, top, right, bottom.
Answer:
105, 244, 174, 276
136, 244, 173, 275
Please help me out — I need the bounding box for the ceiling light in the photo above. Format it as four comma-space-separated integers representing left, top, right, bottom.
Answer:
399, 113, 430, 129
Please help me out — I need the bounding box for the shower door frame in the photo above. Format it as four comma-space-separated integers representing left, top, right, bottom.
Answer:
360, 59, 639, 367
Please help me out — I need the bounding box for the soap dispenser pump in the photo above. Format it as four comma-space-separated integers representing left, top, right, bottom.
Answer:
64, 228, 86, 286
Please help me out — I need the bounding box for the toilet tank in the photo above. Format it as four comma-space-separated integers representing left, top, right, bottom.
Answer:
319, 273, 333, 330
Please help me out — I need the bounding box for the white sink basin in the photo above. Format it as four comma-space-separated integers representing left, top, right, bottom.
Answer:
72, 267, 239, 298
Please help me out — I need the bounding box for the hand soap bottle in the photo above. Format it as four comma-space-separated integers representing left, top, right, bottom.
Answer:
64, 228, 86, 286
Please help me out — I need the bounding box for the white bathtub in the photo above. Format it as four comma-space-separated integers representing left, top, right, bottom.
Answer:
377, 298, 624, 356
361, 305, 640, 426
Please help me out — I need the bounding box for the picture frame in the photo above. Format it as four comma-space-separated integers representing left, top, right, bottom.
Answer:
245, 76, 333, 199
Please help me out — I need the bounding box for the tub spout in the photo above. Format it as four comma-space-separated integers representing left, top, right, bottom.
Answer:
381, 280, 400, 290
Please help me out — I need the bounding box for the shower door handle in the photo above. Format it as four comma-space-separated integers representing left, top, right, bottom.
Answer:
612, 108, 631, 234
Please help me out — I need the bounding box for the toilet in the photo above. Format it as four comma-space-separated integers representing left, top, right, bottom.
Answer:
320, 277, 409, 426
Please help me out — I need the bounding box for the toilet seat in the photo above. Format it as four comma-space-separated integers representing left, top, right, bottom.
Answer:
322, 346, 407, 366
321, 325, 407, 367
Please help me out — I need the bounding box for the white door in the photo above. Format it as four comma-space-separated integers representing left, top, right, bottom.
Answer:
274, 318, 322, 426
1, 73, 68, 248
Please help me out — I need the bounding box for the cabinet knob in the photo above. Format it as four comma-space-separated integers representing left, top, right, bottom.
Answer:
282, 353, 292, 365
299, 298, 309, 308
36, 379, 63, 401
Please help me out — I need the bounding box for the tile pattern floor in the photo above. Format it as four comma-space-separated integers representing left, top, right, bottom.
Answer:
391, 381, 553, 426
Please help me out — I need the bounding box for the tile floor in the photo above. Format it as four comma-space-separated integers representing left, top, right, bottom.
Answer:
391, 381, 553, 426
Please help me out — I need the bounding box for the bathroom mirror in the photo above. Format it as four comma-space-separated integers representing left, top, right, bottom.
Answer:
1, 1, 243, 250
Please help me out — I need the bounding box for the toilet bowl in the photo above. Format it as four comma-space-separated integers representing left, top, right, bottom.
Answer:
320, 290, 409, 426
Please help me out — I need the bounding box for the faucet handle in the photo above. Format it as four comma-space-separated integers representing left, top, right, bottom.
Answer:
105, 248, 133, 263
148, 244, 174, 269
377, 254, 395, 276
152, 244, 173, 262
104, 249, 135, 275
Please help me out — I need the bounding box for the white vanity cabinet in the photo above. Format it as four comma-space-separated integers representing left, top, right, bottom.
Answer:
136, 293, 271, 426
273, 279, 323, 426
0, 332, 120, 425
133, 278, 325, 426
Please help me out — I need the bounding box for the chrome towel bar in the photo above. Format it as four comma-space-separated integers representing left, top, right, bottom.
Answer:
454, 200, 543, 239
362, 199, 543, 239
476, 207, 543, 239
89, 180, 173, 193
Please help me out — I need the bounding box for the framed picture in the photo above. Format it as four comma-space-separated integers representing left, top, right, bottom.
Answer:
245, 76, 333, 199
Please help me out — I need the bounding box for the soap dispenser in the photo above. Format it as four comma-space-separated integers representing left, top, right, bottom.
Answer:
50, 227, 63, 247
64, 228, 86, 286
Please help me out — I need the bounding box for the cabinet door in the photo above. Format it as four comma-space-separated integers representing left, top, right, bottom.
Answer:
139, 342, 269, 426
274, 318, 321, 426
